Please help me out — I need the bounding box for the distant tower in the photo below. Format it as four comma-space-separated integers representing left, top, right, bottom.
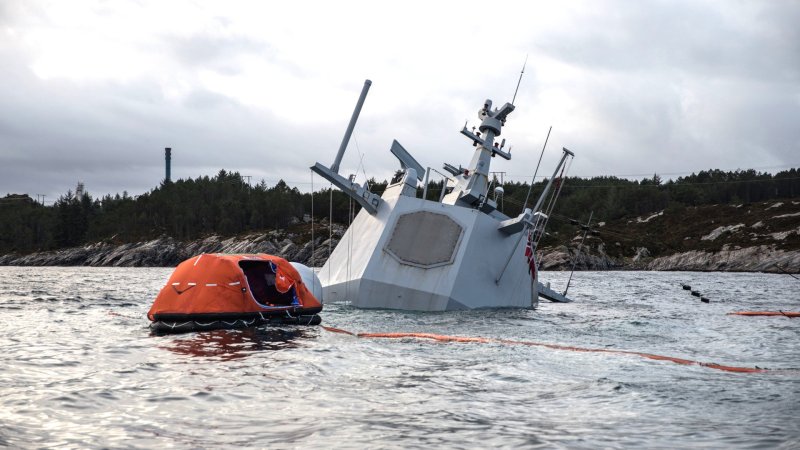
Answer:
75, 182, 85, 200
165, 147, 172, 183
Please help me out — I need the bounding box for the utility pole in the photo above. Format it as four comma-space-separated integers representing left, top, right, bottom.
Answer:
243, 175, 252, 196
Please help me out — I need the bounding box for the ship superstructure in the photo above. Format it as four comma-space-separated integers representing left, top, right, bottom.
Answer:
311, 80, 573, 311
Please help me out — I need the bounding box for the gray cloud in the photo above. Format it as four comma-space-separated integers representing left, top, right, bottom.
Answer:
520, 0, 800, 178
0, 43, 315, 200
538, 1, 800, 83
0, 0, 798, 204
166, 32, 272, 75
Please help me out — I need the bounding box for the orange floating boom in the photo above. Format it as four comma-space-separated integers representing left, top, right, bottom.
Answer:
322, 327, 785, 374
728, 311, 800, 317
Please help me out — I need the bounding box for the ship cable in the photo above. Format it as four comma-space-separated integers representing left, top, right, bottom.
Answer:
522, 126, 551, 209
328, 184, 333, 283
532, 158, 571, 250
346, 195, 354, 300
310, 170, 315, 267
563, 211, 594, 296
353, 136, 371, 190
321, 326, 795, 374
772, 263, 800, 282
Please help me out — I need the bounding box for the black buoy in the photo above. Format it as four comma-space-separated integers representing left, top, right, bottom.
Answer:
701, 297, 710, 303
691, 290, 701, 297
682, 284, 691, 290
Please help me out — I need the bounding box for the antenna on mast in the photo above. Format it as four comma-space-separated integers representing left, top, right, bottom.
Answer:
511, 54, 528, 106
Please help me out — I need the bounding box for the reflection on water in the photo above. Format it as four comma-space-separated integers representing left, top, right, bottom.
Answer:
161, 328, 307, 360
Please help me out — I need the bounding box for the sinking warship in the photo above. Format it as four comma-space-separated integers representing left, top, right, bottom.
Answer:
312, 80, 574, 311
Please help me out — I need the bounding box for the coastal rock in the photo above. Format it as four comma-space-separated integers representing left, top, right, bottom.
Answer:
646, 245, 800, 272
632, 247, 651, 263
0, 232, 328, 268
539, 245, 621, 270
2, 217, 798, 272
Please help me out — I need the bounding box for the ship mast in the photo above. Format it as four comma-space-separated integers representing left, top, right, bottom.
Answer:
442, 99, 513, 208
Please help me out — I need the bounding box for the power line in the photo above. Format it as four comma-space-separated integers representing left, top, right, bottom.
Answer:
563, 176, 800, 189
19, 166, 799, 204
505, 163, 800, 180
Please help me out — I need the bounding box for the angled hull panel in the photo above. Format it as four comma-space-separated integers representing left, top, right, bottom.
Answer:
319, 186, 536, 311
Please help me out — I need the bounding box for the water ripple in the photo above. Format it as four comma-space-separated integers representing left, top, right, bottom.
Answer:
0, 267, 798, 448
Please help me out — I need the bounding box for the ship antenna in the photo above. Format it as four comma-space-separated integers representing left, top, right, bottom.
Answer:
511, 54, 528, 106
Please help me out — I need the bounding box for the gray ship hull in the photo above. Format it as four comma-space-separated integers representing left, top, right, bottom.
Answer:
319, 179, 537, 311
312, 79, 574, 311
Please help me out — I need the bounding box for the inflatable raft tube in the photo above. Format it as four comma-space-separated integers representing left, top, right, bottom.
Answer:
728, 311, 800, 317
151, 311, 322, 334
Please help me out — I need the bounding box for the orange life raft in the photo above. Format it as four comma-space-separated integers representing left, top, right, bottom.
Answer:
148, 253, 323, 333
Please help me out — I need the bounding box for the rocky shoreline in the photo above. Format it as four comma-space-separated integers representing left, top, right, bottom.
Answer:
0, 228, 343, 269
537, 244, 800, 273
2, 231, 798, 273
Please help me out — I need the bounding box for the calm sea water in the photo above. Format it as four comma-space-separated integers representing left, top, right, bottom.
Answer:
0, 267, 798, 449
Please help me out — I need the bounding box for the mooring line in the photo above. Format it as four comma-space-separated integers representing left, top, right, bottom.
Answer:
322, 326, 793, 374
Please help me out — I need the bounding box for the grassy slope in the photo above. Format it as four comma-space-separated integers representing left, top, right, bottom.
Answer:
545, 199, 800, 260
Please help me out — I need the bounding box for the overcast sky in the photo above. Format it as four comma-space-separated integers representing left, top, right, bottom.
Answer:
1, 0, 798, 203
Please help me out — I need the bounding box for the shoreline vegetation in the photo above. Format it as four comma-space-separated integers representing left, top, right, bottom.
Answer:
2, 169, 799, 272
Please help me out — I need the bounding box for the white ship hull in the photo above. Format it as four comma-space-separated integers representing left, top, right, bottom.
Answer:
312, 79, 574, 311
319, 180, 536, 311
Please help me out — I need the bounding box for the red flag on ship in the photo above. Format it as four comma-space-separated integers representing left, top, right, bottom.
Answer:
524, 228, 537, 281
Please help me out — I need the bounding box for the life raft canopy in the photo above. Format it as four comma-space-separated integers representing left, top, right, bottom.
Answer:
148, 253, 323, 333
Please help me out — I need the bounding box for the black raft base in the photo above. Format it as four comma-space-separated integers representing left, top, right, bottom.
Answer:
150, 312, 322, 334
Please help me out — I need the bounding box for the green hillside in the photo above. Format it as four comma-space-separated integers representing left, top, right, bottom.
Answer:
1, 168, 798, 257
